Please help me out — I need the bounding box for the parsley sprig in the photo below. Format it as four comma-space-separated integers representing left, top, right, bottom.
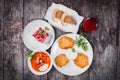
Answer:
28, 53, 34, 59
71, 48, 76, 52
75, 33, 88, 51
45, 26, 50, 31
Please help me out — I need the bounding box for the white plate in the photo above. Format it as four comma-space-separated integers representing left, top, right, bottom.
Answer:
51, 34, 93, 76
44, 3, 84, 33
22, 20, 55, 51
27, 51, 53, 75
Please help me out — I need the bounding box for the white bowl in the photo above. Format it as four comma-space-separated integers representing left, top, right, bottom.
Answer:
27, 51, 52, 75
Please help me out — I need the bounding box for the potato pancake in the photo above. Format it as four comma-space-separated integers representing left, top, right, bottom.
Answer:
55, 54, 69, 67
74, 53, 88, 68
58, 36, 74, 49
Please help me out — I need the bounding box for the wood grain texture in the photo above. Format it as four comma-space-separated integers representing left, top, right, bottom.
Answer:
3, 0, 23, 80
116, 0, 120, 80
23, 0, 47, 80
85, 0, 119, 80
116, 21, 120, 79
0, 0, 4, 80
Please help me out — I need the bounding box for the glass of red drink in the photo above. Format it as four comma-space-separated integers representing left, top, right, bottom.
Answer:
82, 18, 98, 32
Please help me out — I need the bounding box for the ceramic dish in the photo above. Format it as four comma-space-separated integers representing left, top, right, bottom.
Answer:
28, 51, 52, 75
51, 34, 93, 76
22, 20, 55, 51
44, 3, 84, 33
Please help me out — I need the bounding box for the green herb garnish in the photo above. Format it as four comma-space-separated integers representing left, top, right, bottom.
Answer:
81, 42, 88, 51
72, 48, 76, 52
38, 30, 46, 35
75, 33, 88, 51
45, 26, 50, 31
28, 53, 34, 59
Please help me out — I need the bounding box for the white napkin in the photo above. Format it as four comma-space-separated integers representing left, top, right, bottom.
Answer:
44, 3, 84, 33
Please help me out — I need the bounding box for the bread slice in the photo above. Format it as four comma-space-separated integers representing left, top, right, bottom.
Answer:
61, 13, 76, 26
52, 9, 64, 22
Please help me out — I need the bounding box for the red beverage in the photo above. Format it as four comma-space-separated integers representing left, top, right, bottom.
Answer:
83, 18, 98, 32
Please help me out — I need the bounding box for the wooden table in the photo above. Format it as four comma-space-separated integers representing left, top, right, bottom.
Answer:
0, 0, 120, 80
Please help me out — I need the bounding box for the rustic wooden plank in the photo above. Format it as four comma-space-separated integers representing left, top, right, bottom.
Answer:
71, 0, 92, 18
83, 0, 118, 80
3, 0, 23, 80
116, 29, 120, 80
116, 0, 120, 80
116, 25, 120, 80
0, 0, 4, 80
23, 0, 48, 80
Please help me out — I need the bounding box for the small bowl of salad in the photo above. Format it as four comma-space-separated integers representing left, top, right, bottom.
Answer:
27, 51, 52, 75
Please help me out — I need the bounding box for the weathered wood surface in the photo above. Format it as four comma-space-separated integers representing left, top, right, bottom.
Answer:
0, 0, 4, 80
3, 0, 23, 80
0, 0, 120, 80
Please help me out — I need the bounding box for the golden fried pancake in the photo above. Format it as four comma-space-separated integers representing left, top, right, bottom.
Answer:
61, 13, 76, 26
74, 53, 88, 68
55, 54, 69, 67
58, 36, 74, 49
52, 9, 64, 22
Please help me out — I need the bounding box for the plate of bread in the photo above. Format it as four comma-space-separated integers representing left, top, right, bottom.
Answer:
51, 34, 93, 76
45, 3, 84, 33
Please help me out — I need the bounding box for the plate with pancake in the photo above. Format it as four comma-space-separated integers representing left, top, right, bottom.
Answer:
51, 33, 93, 76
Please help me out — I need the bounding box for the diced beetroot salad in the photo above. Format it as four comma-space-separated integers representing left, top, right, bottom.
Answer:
33, 27, 49, 43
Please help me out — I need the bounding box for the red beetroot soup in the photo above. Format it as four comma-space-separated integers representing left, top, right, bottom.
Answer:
31, 52, 51, 72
